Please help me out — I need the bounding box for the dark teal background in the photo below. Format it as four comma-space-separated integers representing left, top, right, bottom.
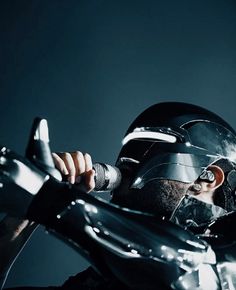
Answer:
0, 0, 236, 287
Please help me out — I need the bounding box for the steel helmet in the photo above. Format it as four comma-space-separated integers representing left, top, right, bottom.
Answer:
116, 102, 236, 211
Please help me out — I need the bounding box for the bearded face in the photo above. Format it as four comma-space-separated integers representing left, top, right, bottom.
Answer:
111, 178, 190, 218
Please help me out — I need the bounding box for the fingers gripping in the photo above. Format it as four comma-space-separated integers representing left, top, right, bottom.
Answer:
52, 151, 95, 192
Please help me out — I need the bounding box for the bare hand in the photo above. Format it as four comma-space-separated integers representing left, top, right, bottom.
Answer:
52, 151, 95, 192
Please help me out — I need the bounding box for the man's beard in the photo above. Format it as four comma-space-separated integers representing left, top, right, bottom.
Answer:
111, 179, 189, 218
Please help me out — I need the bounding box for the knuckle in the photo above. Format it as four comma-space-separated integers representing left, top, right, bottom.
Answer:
74, 152, 85, 165
74, 151, 83, 157
61, 152, 70, 160
64, 152, 71, 159
84, 153, 91, 159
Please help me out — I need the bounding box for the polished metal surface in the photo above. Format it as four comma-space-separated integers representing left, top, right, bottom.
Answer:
1, 116, 236, 289
0, 143, 233, 290
217, 262, 236, 290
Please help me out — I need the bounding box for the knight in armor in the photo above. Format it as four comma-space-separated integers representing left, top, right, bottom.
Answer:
1, 102, 236, 290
